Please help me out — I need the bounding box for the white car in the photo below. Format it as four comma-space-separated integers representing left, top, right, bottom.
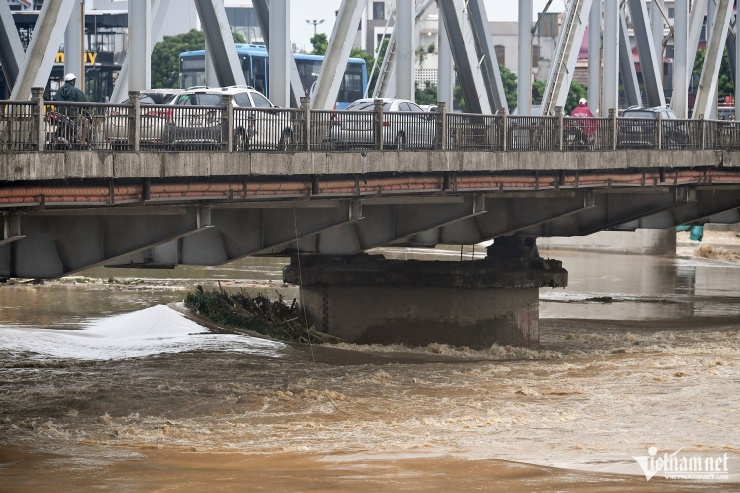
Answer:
326, 98, 436, 150
164, 86, 296, 150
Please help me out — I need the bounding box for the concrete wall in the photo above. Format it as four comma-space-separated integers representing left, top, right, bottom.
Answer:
538, 228, 677, 256
302, 285, 539, 348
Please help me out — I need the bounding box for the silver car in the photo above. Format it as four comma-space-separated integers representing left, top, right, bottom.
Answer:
326, 98, 436, 150
105, 89, 182, 149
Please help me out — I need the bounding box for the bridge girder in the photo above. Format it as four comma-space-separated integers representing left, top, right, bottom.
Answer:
0, 0, 24, 93
516, 187, 695, 237
614, 188, 740, 229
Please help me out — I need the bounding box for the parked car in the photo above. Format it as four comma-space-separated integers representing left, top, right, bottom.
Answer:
419, 104, 438, 113
617, 106, 689, 149
106, 89, 183, 149
326, 98, 436, 150
164, 86, 295, 150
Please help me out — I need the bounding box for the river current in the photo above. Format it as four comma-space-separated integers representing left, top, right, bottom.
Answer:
0, 234, 738, 492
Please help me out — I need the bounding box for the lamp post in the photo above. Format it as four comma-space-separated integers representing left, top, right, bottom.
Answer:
306, 19, 325, 36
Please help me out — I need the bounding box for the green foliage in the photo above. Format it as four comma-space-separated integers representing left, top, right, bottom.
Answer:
310, 33, 328, 55
564, 81, 588, 114
692, 48, 734, 98
150, 29, 247, 89
499, 65, 518, 111
415, 46, 428, 68
415, 81, 437, 105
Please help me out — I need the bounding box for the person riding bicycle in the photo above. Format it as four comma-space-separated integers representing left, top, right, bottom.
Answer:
569, 98, 597, 143
52, 73, 90, 146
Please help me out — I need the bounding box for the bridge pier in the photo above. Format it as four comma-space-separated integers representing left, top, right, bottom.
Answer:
283, 237, 567, 348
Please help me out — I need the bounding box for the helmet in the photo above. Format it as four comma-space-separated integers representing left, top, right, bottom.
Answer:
64, 73, 77, 82
578, 98, 587, 106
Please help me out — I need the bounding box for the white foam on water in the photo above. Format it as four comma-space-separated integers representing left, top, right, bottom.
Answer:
0, 304, 285, 361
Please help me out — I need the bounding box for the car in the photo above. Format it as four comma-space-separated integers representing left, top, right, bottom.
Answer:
419, 104, 438, 113
164, 86, 295, 150
617, 106, 689, 149
106, 89, 183, 149
326, 98, 436, 150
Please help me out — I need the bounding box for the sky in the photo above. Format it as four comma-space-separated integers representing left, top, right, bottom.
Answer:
289, 1, 558, 52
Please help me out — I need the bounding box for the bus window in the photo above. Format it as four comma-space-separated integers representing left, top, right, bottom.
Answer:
295, 58, 323, 96
240, 55, 253, 87
337, 62, 364, 106
180, 55, 206, 89
252, 55, 267, 95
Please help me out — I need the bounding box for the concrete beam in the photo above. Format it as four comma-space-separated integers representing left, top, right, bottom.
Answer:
672, 0, 690, 117
110, 0, 168, 102
128, 0, 152, 91
627, 0, 666, 107
11, 0, 77, 100
517, 188, 693, 237
602, 0, 619, 113
64, 0, 84, 88
518, 0, 533, 116
395, 0, 415, 100
433, 192, 594, 244
312, 0, 367, 110
252, 0, 303, 107
268, 0, 290, 107
193, 0, 247, 88
312, 195, 487, 254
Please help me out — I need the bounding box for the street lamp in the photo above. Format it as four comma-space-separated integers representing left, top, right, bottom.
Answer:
306, 19, 325, 36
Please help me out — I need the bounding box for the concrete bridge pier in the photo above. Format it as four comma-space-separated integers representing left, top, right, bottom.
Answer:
283, 237, 567, 349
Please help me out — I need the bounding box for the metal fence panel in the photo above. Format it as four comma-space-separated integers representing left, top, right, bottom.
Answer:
563, 116, 613, 151
382, 111, 437, 150
0, 101, 37, 151
447, 113, 502, 151
164, 104, 226, 151
616, 117, 657, 150
507, 115, 559, 151
319, 109, 377, 151
233, 107, 302, 151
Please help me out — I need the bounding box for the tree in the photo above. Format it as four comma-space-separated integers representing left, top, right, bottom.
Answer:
150, 29, 246, 88
415, 81, 437, 105
692, 48, 734, 99
526, 79, 586, 114
499, 65, 518, 110
310, 33, 328, 56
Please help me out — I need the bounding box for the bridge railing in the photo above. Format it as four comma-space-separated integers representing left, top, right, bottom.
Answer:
0, 91, 737, 154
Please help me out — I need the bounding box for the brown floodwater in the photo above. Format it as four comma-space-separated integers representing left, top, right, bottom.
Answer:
0, 241, 738, 492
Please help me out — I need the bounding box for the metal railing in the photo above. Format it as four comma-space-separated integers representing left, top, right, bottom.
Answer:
0, 90, 738, 154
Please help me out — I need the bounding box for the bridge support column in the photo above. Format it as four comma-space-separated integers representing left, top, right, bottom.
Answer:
283, 237, 567, 349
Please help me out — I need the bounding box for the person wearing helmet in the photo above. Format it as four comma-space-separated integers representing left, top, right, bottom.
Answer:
570, 98, 594, 118
53, 73, 88, 103
52, 73, 90, 147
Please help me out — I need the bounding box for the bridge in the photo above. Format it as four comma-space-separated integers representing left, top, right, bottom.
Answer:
1, 0, 739, 347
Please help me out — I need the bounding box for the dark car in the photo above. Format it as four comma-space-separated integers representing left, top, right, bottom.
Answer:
617, 107, 689, 149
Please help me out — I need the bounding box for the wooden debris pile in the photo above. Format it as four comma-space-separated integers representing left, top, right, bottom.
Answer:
184, 285, 341, 344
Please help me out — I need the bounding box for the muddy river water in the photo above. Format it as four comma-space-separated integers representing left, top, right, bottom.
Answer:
0, 238, 738, 492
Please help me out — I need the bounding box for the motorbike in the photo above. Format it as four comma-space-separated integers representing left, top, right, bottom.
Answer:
46, 110, 92, 150
563, 117, 597, 150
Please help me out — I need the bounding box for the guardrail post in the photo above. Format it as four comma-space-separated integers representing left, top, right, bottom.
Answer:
221, 93, 234, 152
555, 106, 564, 151
31, 87, 45, 151
374, 98, 384, 151
128, 90, 141, 152
498, 107, 507, 152
609, 109, 617, 150
700, 115, 706, 150
301, 96, 311, 151
656, 112, 662, 150
436, 101, 446, 150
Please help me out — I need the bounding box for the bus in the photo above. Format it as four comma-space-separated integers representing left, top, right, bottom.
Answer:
179, 44, 368, 109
